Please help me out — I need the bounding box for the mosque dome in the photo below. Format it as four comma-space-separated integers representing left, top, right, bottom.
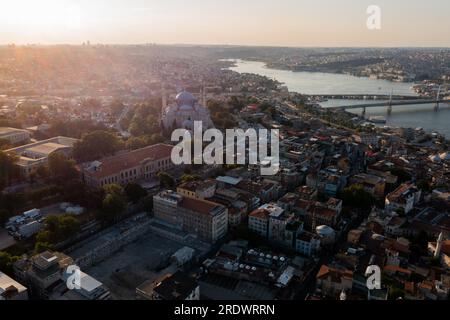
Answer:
176, 91, 196, 108
316, 225, 335, 237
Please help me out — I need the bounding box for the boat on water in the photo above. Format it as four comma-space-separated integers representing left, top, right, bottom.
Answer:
368, 116, 387, 124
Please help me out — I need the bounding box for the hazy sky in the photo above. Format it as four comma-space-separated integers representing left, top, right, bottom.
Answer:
0, 0, 449, 47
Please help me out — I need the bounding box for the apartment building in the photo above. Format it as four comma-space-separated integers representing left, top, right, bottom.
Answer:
349, 173, 386, 198
153, 190, 228, 243
177, 180, 217, 199
13, 251, 73, 299
385, 183, 422, 214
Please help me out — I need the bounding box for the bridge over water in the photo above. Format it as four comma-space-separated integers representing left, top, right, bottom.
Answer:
323, 84, 449, 116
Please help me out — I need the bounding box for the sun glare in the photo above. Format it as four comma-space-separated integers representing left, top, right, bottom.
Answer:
2, 0, 81, 31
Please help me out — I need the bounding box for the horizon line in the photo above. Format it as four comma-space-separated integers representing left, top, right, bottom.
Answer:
1, 42, 450, 49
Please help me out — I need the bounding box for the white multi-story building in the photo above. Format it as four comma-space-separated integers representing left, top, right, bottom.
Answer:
248, 207, 270, 238
153, 190, 228, 243
0, 127, 30, 145
385, 183, 422, 214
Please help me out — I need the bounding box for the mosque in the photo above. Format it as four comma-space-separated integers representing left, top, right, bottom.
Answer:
160, 88, 214, 133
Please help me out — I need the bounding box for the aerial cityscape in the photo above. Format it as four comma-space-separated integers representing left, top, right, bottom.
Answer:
0, 0, 450, 311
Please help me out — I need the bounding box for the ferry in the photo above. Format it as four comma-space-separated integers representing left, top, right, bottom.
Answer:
368, 116, 387, 124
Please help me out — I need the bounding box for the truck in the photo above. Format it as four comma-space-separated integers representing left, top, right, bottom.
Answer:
18, 221, 42, 238
22, 208, 41, 220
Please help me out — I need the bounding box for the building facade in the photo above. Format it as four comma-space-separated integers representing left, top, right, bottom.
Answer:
0, 127, 30, 145
6, 136, 78, 177
81, 144, 174, 188
153, 190, 228, 243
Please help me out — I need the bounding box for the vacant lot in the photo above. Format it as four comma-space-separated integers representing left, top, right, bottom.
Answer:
85, 231, 209, 300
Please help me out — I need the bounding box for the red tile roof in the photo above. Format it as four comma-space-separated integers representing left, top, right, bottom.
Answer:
84, 144, 173, 179
249, 208, 270, 220
316, 265, 353, 281
180, 197, 224, 216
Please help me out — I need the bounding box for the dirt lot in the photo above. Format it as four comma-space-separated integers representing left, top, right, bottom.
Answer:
85, 231, 209, 300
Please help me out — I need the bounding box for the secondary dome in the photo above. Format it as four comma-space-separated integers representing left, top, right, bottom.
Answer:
176, 91, 196, 107
316, 225, 335, 237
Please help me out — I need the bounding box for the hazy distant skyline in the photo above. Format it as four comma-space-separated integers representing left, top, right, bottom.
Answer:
1, 0, 450, 47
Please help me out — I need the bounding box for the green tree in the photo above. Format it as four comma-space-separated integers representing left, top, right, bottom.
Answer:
110, 99, 125, 116
390, 168, 412, 184
34, 242, 54, 254
35, 165, 50, 180
0, 138, 11, 150
342, 184, 375, 211
0, 151, 17, 191
37, 215, 81, 244
157, 172, 175, 188
98, 184, 126, 222
48, 153, 78, 182
142, 195, 154, 214
125, 183, 147, 203
100, 192, 126, 222
146, 133, 164, 145
180, 174, 200, 183
73, 130, 123, 162
125, 136, 148, 150
0, 251, 19, 274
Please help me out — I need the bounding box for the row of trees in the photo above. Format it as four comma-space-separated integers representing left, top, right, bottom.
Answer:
72, 130, 124, 163
207, 100, 237, 129
0, 251, 20, 275
34, 215, 81, 253
72, 129, 165, 163
0, 151, 18, 192
125, 134, 164, 151
122, 101, 161, 137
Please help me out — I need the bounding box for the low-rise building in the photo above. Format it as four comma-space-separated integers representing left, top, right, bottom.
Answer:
0, 127, 30, 145
385, 183, 421, 214
349, 173, 386, 198
7, 136, 78, 177
136, 272, 199, 300
81, 143, 174, 188
54, 270, 110, 300
177, 180, 216, 199
0, 272, 28, 300
316, 265, 353, 298
13, 251, 73, 299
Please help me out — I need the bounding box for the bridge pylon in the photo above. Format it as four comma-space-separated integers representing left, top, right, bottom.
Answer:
387, 89, 393, 115
362, 107, 366, 117
387, 104, 392, 115
435, 85, 442, 112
